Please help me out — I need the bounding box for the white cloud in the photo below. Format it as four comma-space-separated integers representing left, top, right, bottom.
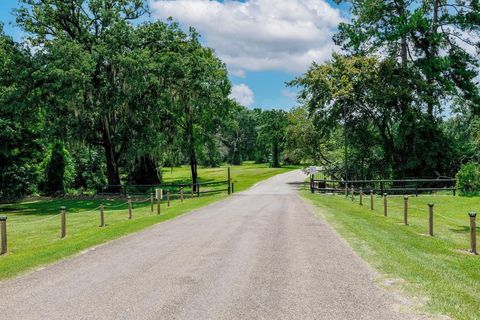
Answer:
149, 0, 343, 73
229, 84, 255, 106
230, 68, 246, 78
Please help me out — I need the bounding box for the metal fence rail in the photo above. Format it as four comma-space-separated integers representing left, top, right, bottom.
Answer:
309, 178, 457, 196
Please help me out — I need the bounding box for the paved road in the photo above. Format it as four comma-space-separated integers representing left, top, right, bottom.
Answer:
0, 170, 423, 319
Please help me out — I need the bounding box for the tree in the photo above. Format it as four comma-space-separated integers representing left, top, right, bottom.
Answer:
16, 0, 153, 187
257, 109, 288, 168
0, 25, 43, 198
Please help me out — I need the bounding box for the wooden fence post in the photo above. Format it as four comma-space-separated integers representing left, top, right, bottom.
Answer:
150, 193, 154, 213
156, 188, 161, 215
383, 193, 388, 217
181, 187, 184, 203
232, 182, 235, 194
469, 212, 477, 254
228, 167, 231, 195
351, 185, 354, 201
359, 187, 363, 206
60, 206, 66, 238
191, 184, 194, 199
428, 203, 434, 236
370, 190, 374, 211
197, 183, 200, 197
403, 196, 409, 225
167, 191, 170, 207
0, 217, 7, 255
100, 204, 105, 227
128, 196, 132, 220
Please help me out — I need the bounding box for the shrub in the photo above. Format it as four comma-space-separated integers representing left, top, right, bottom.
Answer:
456, 162, 480, 196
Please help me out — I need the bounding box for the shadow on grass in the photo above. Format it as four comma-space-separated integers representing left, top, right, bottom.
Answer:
449, 226, 480, 233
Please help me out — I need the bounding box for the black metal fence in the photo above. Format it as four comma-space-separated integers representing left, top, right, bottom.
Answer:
97, 180, 230, 198
309, 177, 457, 196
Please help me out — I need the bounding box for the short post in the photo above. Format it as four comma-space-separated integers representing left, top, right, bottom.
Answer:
428, 203, 434, 236
60, 206, 66, 238
403, 196, 409, 226
344, 183, 348, 198
370, 190, 374, 211
359, 187, 363, 206
181, 187, 184, 203
191, 184, 194, 199
228, 167, 231, 195
100, 203, 105, 227
469, 212, 477, 254
351, 186, 354, 201
167, 191, 170, 207
128, 196, 132, 220
231, 182, 235, 194
156, 188, 161, 215
197, 183, 200, 197
383, 193, 388, 217
150, 193, 154, 213
0, 217, 7, 255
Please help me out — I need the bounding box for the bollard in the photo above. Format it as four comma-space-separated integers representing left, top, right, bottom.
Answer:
100, 204, 105, 227
167, 191, 170, 207
359, 187, 363, 206
428, 203, 434, 236
181, 187, 184, 203
60, 206, 66, 238
128, 196, 132, 220
383, 193, 388, 217
370, 190, 374, 211
232, 182, 235, 194
156, 188, 161, 215
469, 212, 477, 254
403, 196, 409, 225
228, 167, 231, 195
0, 217, 7, 255
150, 193, 154, 213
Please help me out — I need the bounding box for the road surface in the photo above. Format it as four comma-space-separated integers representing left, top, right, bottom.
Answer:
0, 170, 423, 319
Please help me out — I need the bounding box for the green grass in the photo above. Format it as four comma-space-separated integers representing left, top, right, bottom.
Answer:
302, 191, 480, 320
0, 162, 298, 280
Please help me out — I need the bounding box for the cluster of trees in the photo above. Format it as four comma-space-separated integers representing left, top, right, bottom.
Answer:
289, 0, 480, 181
0, 0, 295, 199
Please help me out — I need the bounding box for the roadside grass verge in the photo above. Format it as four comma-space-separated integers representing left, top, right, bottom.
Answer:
0, 163, 298, 280
301, 191, 480, 320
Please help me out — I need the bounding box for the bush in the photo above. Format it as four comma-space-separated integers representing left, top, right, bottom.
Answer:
456, 162, 480, 196
40, 142, 75, 196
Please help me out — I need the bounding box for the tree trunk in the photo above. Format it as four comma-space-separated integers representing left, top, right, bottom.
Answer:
190, 151, 198, 191
102, 121, 121, 191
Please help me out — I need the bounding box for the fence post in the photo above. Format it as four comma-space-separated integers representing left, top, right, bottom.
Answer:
197, 183, 200, 197
100, 204, 105, 227
60, 206, 66, 238
428, 203, 434, 236
228, 167, 231, 195
150, 193, 154, 213
167, 191, 170, 207
231, 183, 235, 194
191, 184, 194, 199
0, 217, 7, 255
345, 182, 348, 198
156, 188, 161, 215
370, 190, 374, 211
469, 212, 477, 254
351, 185, 354, 201
359, 187, 363, 206
403, 196, 409, 226
181, 187, 184, 203
383, 193, 388, 217
128, 196, 132, 219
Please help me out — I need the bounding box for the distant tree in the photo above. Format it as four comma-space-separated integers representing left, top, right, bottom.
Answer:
257, 109, 288, 168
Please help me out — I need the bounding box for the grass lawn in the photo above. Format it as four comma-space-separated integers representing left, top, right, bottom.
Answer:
302, 191, 480, 320
0, 162, 298, 280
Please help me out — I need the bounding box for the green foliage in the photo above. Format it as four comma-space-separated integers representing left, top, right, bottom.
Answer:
41, 142, 75, 196
456, 162, 480, 196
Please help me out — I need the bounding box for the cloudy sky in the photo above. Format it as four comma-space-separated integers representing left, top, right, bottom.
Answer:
0, 0, 346, 109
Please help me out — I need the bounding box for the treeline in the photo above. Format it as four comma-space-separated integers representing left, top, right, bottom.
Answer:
289, 0, 480, 185
0, 0, 298, 199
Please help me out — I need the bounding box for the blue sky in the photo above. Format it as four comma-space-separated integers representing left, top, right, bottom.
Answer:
0, 0, 346, 110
